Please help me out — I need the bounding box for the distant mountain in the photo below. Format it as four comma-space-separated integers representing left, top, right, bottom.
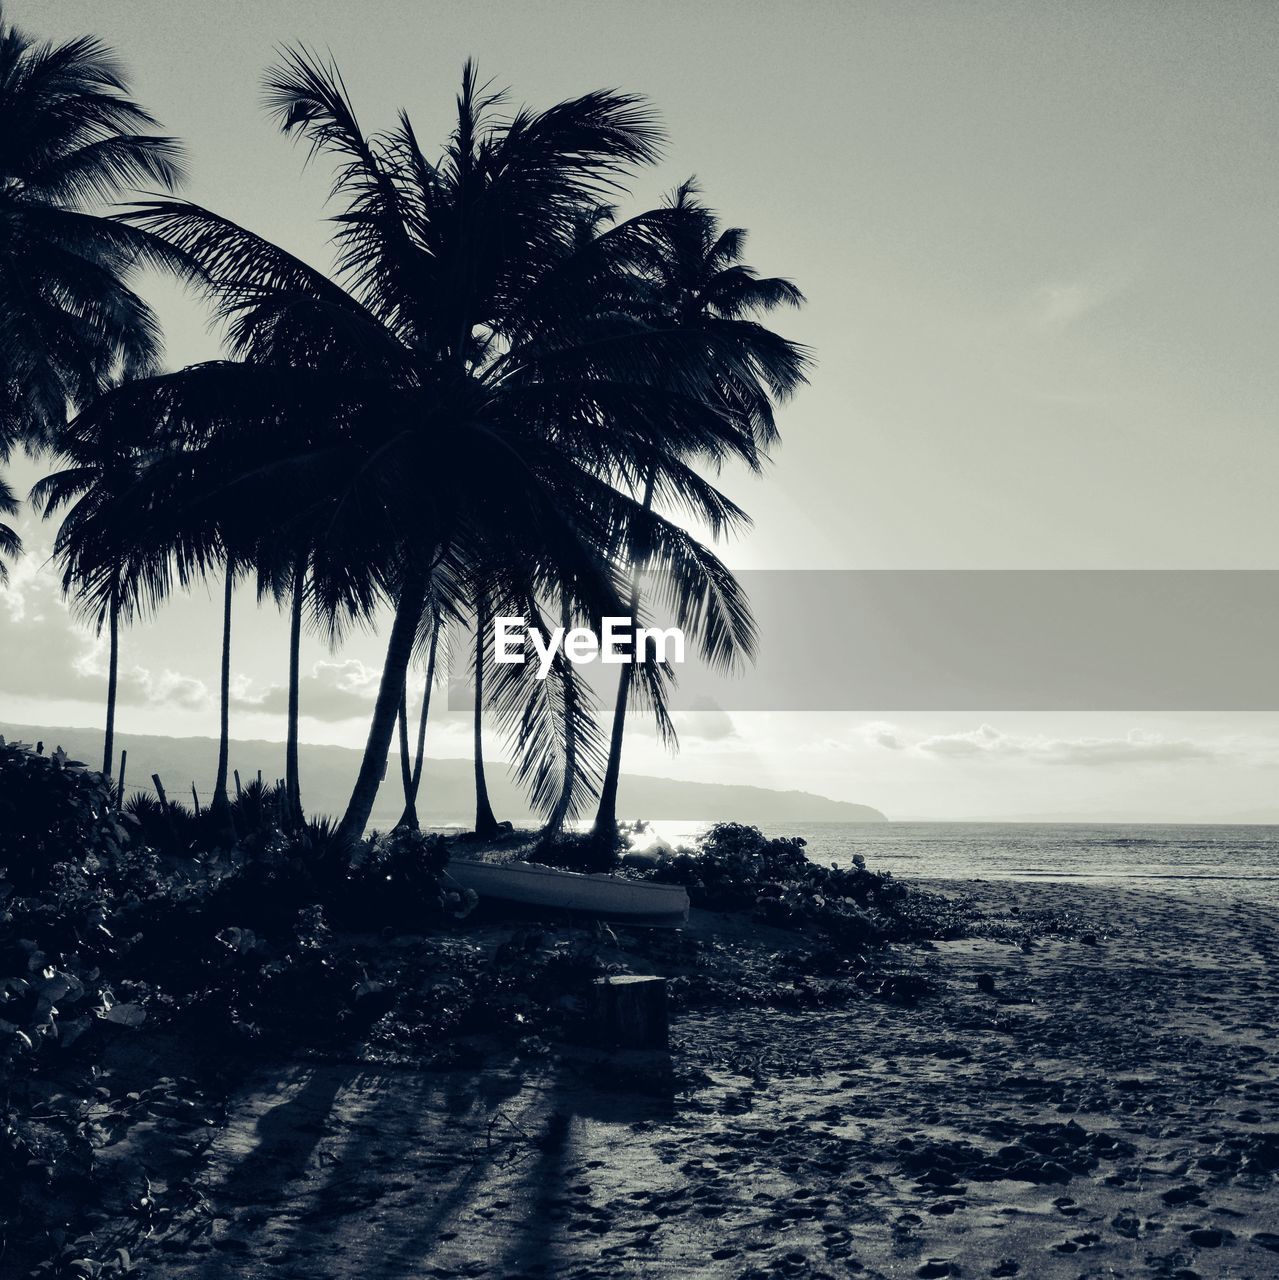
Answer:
0, 722, 887, 826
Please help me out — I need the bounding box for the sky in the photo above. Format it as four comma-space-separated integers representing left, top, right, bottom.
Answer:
4, 0, 1279, 821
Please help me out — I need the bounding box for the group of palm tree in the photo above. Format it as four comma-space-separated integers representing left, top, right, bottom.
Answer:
0, 8, 807, 851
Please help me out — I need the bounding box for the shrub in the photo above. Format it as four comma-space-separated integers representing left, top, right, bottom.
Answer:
337, 827, 465, 931
528, 828, 618, 874
649, 822, 917, 949
0, 739, 133, 893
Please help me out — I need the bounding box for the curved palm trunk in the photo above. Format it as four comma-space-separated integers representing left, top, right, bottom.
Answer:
397, 620, 438, 831
590, 665, 631, 848
102, 574, 120, 782
395, 682, 415, 829
285, 558, 305, 828
591, 473, 654, 850
473, 595, 499, 839
336, 566, 428, 846
209, 569, 237, 845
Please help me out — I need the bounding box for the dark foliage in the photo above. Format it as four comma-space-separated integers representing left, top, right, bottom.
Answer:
0, 743, 469, 1268
0, 740, 133, 893
528, 828, 620, 874
363, 928, 607, 1063
648, 821, 956, 948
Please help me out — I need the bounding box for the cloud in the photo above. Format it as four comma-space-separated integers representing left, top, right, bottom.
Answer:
673, 702, 738, 743
0, 555, 212, 712
863, 720, 906, 750
1033, 255, 1141, 329
1038, 734, 1221, 767
75, 638, 211, 710
912, 723, 1227, 767
231, 659, 383, 723
916, 723, 1010, 757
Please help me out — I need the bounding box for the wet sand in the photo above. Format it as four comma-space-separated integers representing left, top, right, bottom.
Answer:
134, 881, 1279, 1278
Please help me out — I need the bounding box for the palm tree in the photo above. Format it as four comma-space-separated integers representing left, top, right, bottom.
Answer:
31, 392, 160, 781
41, 381, 250, 839
590, 185, 808, 848
69, 57, 766, 847
0, 5, 183, 451
0, 471, 21, 583
258, 540, 378, 828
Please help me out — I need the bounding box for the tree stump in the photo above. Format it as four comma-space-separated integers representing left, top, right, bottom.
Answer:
588, 975, 669, 1050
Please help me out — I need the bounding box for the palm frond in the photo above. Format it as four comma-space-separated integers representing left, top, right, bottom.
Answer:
486, 586, 607, 819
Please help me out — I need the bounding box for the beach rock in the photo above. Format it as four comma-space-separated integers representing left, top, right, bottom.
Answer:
1188, 1226, 1233, 1248
1035, 1160, 1072, 1183
876, 973, 932, 1005
916, 1261, 958, 1278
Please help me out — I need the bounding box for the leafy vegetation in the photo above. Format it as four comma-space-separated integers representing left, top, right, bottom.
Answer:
0, 738, 132, 892
649, 822, 965, 947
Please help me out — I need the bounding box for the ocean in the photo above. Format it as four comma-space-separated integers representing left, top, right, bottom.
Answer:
417, 819, 1279, 906
641, 821, 1279, 906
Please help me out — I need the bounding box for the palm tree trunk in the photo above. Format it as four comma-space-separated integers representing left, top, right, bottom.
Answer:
590, 663, 631, 847
210, 568, 237, 844
336, 566, 428, 846
543, 595, 577, 840
473, 594, 499, 839
411, 621, 438, 796
398, 618, 438, 831
394, 681, 415, 829
591, 473, 655, 849
102, 574, 119, 782
285, 557, 305, 828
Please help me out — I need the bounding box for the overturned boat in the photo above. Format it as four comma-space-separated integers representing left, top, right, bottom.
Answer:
445, 858, 689, 926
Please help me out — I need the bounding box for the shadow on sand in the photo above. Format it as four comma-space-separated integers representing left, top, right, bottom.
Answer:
159, 1048, 677, 1280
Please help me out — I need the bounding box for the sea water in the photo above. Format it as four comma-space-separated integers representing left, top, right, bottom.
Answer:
631, 820, 1279, 906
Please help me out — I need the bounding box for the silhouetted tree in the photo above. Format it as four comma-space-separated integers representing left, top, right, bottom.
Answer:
68, 59, 771, 849
0, 5, 183, 452
32, 385, 167, 781
0, 472, 21, 584
591, 183, 807, 848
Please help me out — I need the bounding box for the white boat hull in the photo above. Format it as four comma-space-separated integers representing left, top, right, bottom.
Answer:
446, 858, 689, 925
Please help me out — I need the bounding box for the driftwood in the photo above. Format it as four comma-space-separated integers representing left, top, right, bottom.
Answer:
587, 975, 669, 1050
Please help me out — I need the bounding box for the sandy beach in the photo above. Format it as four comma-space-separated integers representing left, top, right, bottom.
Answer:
82, 879, 1277, 1280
